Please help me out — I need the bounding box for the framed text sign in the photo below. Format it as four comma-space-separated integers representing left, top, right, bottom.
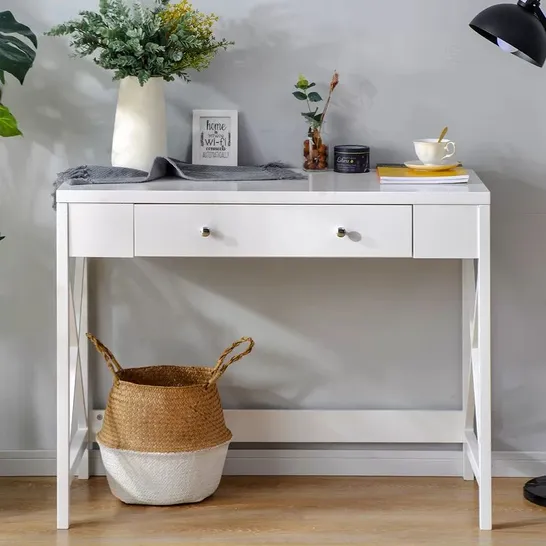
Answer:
192, 109, 238, 166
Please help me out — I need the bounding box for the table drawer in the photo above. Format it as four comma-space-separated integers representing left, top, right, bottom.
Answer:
134, 205, 413, 258
414, 205, 478, 259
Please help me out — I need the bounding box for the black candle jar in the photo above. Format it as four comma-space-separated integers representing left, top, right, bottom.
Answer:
334, 145, 370, 174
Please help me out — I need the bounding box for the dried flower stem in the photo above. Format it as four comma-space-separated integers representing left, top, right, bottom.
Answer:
319, 70, 339, 133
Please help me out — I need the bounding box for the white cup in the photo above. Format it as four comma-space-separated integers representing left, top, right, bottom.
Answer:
414, 139, 456, 166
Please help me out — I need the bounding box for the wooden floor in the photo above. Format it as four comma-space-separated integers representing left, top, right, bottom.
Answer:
2, 477, 546, 545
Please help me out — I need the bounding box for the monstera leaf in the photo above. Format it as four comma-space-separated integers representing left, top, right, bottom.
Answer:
0, 11, 37, 137
0, 11, 37, 85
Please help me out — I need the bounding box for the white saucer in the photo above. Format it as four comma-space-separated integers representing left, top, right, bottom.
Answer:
405, 160, 460, 172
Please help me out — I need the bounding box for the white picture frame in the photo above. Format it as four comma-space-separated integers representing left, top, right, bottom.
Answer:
192, 109, 238, 166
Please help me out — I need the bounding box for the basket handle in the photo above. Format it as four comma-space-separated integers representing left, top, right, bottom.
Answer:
86, 333, 123, 376
207, 337, 254, 386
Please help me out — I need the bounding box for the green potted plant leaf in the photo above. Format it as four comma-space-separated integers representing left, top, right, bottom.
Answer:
0, 11, 37, 243
0, 11, 38, 137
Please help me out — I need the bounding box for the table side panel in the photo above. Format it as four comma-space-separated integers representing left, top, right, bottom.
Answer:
68, 204, 134, 258
413, 205, 479, 259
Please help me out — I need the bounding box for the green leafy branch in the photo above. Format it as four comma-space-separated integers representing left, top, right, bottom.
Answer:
292, 74, 323, 129
0, 11, 38, 137
46, 0, 233, 86
292, 71, 339, 133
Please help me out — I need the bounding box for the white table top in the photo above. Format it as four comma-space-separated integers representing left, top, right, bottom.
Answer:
56, 169, 490, 205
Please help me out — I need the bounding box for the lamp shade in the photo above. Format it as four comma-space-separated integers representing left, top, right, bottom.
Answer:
470, 3, 546, 66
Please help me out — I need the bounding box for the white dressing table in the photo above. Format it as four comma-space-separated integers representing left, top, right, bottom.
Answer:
55, 171, 491, 530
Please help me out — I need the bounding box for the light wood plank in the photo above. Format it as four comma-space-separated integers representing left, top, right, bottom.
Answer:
1, 477, 545, 544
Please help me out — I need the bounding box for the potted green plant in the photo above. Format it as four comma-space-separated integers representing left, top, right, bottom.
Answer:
0, 11, 37, 137
47, 0, 233, 172
0, 11, 37, 243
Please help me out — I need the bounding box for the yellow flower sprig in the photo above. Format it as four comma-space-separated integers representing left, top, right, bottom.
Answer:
160, 0, 219, 40
157, 0, 232, 75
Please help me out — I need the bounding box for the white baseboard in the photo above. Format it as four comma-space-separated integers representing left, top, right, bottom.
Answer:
0, 450, 56, 477
1, 449, 546, 478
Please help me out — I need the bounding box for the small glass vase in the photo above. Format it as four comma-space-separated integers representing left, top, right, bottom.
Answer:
303, 128, 328, 171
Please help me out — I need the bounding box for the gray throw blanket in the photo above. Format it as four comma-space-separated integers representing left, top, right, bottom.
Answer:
52, 157, 306, 208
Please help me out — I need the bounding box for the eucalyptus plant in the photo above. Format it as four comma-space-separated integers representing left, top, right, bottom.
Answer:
292, 71, 339, 132
46, 0, 233, 85
293, 75, 323, 129
0, 11, 38, 137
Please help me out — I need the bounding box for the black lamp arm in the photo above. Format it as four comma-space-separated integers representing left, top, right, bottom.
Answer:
519, 0, 546, 30
537, 5, 546, 29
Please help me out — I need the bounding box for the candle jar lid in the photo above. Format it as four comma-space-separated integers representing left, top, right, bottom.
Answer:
334, 145, 370, 154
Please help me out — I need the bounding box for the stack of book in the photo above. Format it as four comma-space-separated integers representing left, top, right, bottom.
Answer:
377, 165, 469, 185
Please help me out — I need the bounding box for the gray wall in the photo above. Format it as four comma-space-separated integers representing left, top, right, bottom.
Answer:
1, 0, 545, 452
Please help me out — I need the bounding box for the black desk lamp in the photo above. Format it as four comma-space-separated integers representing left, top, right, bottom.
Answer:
470, 0, 546, 66
470, 0, 546, 508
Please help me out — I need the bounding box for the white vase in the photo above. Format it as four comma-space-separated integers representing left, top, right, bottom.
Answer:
111, 76, 167, 172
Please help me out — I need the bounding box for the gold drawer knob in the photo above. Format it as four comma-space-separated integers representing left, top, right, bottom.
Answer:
201, 227, 211, 238
337, 227, 347, 238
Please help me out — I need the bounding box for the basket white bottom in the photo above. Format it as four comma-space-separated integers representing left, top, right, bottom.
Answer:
98, 441, 230, 505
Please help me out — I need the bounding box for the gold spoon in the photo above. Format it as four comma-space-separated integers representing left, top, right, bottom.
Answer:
437, 126, 449, 143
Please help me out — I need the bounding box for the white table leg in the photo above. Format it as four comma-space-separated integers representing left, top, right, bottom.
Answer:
56, 203, 71, 530
75, 258, 89, 479
462, 259, 475, 481
477, 205, 492, 531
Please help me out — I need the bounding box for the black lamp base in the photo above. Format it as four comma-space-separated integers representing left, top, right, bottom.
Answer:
524, 476, 546, 507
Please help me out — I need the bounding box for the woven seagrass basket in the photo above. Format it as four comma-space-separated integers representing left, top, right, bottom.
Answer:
87, 334, 254, 505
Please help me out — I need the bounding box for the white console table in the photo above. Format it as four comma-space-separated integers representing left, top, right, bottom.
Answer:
55, 171, 491, 530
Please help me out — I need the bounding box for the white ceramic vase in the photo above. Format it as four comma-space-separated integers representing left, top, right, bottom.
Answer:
111, 76, 167, 172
